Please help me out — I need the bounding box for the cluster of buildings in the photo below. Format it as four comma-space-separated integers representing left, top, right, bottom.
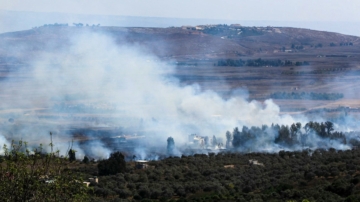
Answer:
181, 24, 242, 31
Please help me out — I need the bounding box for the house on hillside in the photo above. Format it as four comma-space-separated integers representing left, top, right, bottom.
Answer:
195, 26, 204, 30
249, 159, 264, 167
230, 24, 242, 28
181, 26, 194, 30
135, 160, 150, 169
83, 176, 98, 187
224, 165, 235, 168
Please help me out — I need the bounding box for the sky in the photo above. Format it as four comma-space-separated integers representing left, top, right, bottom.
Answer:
1, 0, 360, 35
1, 0, 360, 21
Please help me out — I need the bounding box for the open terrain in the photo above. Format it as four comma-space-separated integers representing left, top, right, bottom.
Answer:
0, 24, 360, 118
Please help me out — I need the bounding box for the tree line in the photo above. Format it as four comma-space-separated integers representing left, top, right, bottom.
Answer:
270, 92, 344, 100
280, 67, 349, 75
229, 121, 347, 151
216, 58, 310, 67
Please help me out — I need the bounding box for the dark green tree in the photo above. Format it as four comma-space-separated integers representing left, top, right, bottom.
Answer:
97, 152, 126, 176
232, 127, 241, 148
68, 149, 76, 162
82, 155, 89, 164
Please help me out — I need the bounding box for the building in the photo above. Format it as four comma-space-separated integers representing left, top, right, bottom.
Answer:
188, 134, 207, 149
249, 159, 264, 167
230, 24, 242, 28
135, 160, 149, 169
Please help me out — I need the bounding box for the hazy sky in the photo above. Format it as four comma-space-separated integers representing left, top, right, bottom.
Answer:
1, 0, 360, 22
1, 0, 360, 36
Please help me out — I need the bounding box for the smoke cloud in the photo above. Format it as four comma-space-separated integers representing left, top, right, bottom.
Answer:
0, 30, 318, 159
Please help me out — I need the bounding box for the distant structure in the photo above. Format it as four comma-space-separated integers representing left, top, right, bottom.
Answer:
188, 134, 224, 150
230, 24, 242, 27
181, 25, 194, 30
249, 159, 264, 167
83, 176, 98, 187
135, 160, 152, 169
195, 26, 204, 30
188, 134, 206, 149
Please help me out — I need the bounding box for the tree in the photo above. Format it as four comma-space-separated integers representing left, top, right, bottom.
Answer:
212, 135, 217, 148
97, 152, 126, 176
68, 149, 76, 162
167, 137, 175, 155
275, 125, 292, 146
204, 136, 209, 147
82, 155, 89, 164
226, 131, 232, 149
232, 127, 241, 148
325, 121, 334, 137
304, 121, 313, 134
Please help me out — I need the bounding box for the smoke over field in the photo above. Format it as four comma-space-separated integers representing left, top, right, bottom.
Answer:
0, 29, 357, 159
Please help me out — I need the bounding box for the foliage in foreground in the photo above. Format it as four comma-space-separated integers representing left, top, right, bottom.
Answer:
0, 139, 89, 202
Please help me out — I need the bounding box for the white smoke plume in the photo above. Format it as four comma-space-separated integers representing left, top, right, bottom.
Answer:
0, 30, 300, 158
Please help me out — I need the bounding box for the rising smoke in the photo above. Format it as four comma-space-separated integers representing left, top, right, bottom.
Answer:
0, 29, 352, 159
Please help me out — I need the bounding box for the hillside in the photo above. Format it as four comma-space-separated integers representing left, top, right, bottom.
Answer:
0, 25, 359, 60
0, 24, 360, 118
